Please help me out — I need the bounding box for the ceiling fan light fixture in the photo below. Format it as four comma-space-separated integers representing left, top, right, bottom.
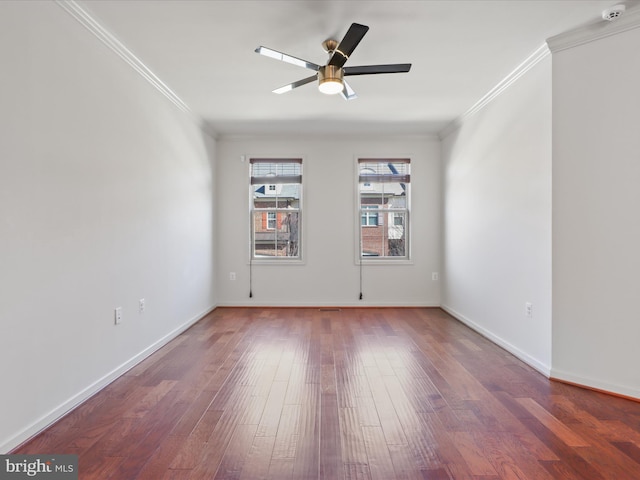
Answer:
318, 65, 344, 95
256, 22, 411, 100
318, 79, 343, 95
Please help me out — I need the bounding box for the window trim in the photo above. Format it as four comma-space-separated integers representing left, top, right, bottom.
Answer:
355, 157, 412, 264
249, 157, 304, 265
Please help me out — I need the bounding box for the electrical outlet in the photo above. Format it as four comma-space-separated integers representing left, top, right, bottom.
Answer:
230, 272, 236, 281
432, 272, 439, 281
114, 307, 122, 325
139, 298, 145, 313
525, 302, 533, 318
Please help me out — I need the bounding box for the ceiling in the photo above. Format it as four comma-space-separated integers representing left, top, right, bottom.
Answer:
75, 0, 631, 137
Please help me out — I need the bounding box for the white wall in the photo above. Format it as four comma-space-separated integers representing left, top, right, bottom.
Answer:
216, 135, 440, 306
0, 2, 216, 452
551, 27, 640, 398
441, 55, 553, 374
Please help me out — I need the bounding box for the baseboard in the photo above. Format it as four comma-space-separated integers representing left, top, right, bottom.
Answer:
215, 301, 440, 308
550, 368, 640, 402
3, 305, 217, 454
441, 304, 551, 377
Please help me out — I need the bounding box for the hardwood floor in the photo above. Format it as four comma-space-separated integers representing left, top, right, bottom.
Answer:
14, 307, 640, 479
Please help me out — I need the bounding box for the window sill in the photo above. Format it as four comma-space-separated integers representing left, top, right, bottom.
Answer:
358, 258, 413, 266
250, 258, 305, 266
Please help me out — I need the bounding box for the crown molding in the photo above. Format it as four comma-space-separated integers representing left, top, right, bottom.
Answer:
55, 1, 217, 139
439, 43, 550, 139
547, 7, 640, 53
217, 132, 439, 142
438, 7, 640, 140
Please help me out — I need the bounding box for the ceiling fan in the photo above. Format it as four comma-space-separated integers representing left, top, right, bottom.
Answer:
255, 23, 411, 100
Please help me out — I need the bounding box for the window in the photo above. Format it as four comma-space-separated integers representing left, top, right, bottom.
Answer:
358, 158, 410, 259
250, 158, 302, 259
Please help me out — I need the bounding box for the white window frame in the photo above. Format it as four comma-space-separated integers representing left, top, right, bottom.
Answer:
356, 158, 411, 264
250, 157, 303, 264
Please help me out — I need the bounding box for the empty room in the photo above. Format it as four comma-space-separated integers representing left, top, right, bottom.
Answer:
2, 1, 640, 478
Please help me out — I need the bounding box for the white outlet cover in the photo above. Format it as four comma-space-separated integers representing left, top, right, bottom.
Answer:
525, 303, 533, 317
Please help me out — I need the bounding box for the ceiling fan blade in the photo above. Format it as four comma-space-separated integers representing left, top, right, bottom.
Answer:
255, 46, 320, 71
344, 64, 412, 76
328, 23, 369, 68
272, 75, 317, 94
341, 80, 357, 100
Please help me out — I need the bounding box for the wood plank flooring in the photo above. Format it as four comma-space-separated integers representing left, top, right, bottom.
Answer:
13, 307, 640, 479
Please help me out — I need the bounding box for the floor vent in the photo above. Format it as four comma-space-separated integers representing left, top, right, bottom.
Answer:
318, 308, 342, 312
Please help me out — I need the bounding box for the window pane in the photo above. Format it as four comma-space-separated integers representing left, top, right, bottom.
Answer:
384, 183, 407, 208
252, 184, 271, 208
253, 183, 300, 209
276, 184, 300, 208
361, 222, 383, 257
252, 211, 299, 258
360, 211, 406, 257
388, 212, 406, 256
360, 183, 382, 209
359, 184, 405, 206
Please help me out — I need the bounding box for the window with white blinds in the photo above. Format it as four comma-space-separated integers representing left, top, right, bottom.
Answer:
358, 158, 410, 259
250, 158, 302, 259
